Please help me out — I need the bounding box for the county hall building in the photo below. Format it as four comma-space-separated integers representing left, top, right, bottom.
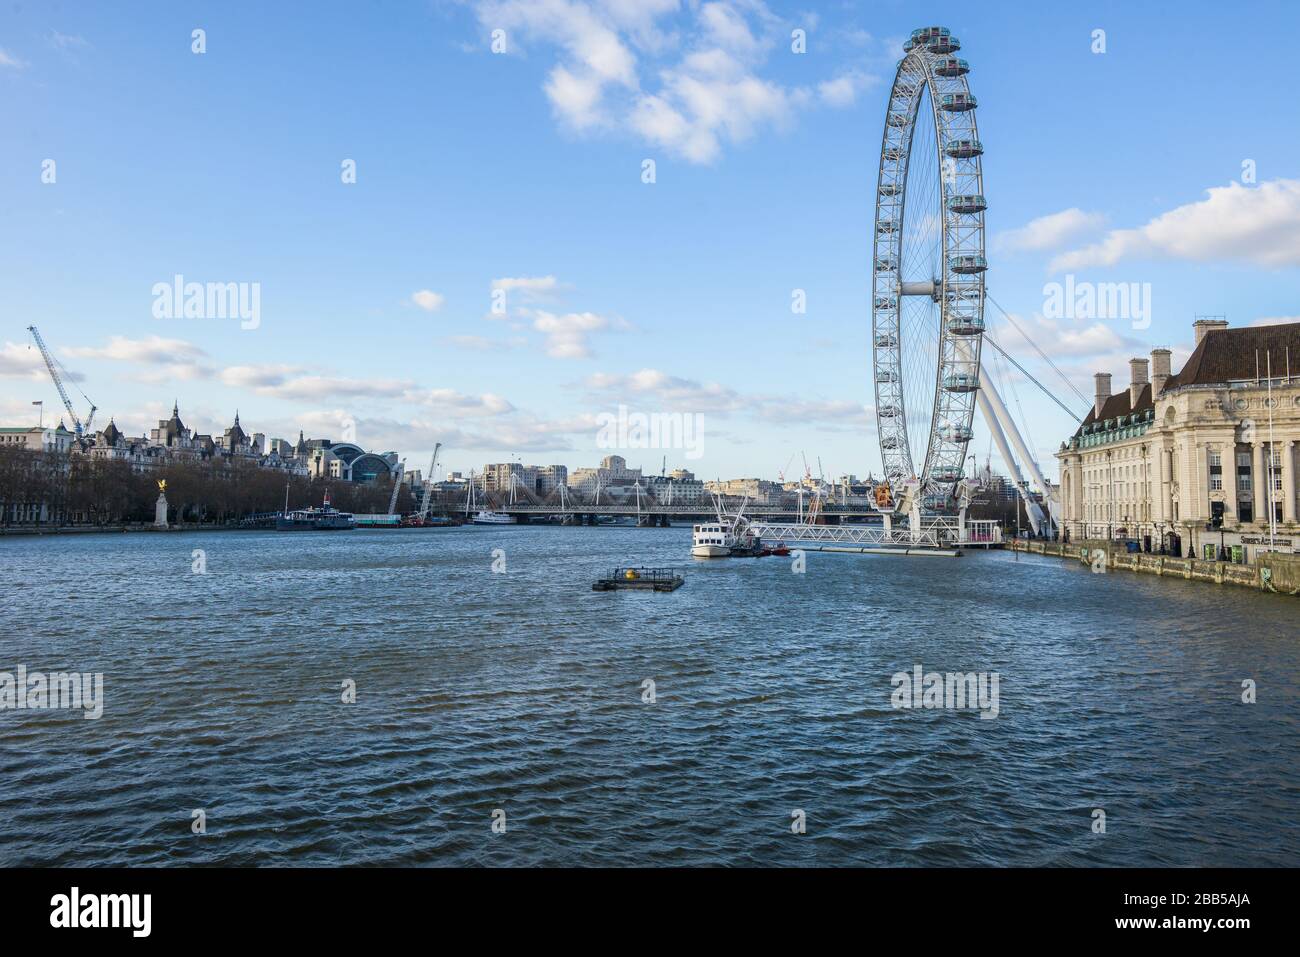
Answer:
1057, 318, 1300, 563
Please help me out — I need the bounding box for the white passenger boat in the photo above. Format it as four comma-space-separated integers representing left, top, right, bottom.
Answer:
691, 522, 736, 557
691, 495, 760, 557
472, 510, 518, 525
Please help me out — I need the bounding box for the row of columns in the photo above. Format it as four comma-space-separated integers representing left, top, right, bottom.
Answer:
1060, 435, 1297, 538
1253, 439, 1297, 524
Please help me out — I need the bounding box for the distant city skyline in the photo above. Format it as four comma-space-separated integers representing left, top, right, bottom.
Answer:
3, 0, 1299, 484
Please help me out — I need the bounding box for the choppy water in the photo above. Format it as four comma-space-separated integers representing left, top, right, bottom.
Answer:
1, 526, 1297, 866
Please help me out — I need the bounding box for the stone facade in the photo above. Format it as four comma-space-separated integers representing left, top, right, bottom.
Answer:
1057, 318, 1300, 562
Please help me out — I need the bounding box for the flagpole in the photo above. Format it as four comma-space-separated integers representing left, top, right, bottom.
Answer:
1267, 351, 1276, 547
32, 400, 43, 428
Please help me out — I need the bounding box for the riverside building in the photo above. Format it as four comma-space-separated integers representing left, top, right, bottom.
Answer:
1057, 318, 1300, 562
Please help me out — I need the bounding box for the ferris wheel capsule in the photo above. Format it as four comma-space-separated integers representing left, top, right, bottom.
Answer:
949, 254, 987, 274
946, 314, 985, 336
943, 139, 983, 158
946, 194, 987, 214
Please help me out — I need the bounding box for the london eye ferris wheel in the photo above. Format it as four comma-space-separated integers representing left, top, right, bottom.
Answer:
872, 26, 987, 507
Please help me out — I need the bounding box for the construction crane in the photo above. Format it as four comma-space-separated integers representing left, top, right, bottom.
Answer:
777, 454, 795, 484
387, 460, 405, 515
417, 442, 442, 523
27, 325, 96, 439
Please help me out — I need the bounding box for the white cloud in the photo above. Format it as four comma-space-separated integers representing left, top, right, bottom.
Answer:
218, 364, 305, 390
220, 364, 517, 414
993, 313, 1141, 361
270, 377, 413, 401
631, 48, 807, 163
817, 70, 875, 108
64, 335, 208, 364
532, 310, 618, 358
1050, 179, 1300, 272
757, 397, 870, 427
544, 65, 606, 129
995, 208, 1105, 253
444, 334, 526, 351
1250, 315, 1300, 327
697, 1, 770, 57
405, 388, 515, 416
0, 49, 27, 69
219, 365, 412, 401
471, 0, 874, 164
583, 366, 870, 427
0, 341, 52, 380
134, 362, 215, 385
49, 32, 89, 50
476, 0, 638, 130
411, 289, 445, 312
595, 0, 681, 54
586, 367, 744, 411
491, 275, 560, 296
290, 410, 582, 454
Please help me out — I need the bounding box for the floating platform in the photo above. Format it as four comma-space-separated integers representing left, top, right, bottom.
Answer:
592, 567, 684, 592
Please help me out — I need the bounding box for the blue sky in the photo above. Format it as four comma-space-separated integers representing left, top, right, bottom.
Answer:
2, 0, 1298, 485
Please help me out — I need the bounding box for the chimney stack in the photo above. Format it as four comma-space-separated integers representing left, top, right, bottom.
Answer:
1129, 357, 1149, 408
1094, 372, 1112, 420
1151, 348, 1172, 397
1193, 317, 1229, 345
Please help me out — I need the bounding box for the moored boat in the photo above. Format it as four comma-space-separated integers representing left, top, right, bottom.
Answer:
276, 490, 355, 531
691, 494, 762, 557
472, 510, 518, 525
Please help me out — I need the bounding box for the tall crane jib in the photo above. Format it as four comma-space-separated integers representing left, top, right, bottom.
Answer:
27, 325, 96, 440
387, 461, 406, 516
418, 442, 442, 522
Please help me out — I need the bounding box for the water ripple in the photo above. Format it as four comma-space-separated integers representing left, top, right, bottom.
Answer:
1, 527, 1297, 866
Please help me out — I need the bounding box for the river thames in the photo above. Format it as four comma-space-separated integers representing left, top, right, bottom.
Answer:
1, 526, 1296, 866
